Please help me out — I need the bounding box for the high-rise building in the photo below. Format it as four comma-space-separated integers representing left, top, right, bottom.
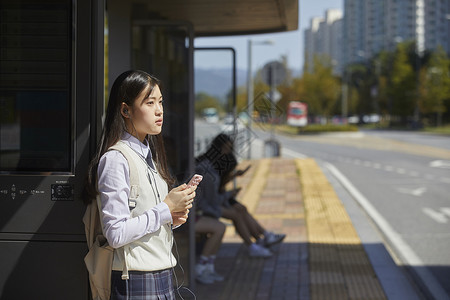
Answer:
304, 9, 343, 75
424, 0, 450, 54
341, 0, 449, 66
342, 0, 366, 65
323, 9, 344, 74
304, 0, 449, 74
304, 16, 324, 72
365, 0, 387, 58
448, 0, 450, 53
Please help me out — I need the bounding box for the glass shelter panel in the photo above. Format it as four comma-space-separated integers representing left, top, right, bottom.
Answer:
131, 22, 193, 182
193, 49, 236, 156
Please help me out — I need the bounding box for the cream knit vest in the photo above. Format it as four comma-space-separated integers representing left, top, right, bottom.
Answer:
109, 141, 176, 273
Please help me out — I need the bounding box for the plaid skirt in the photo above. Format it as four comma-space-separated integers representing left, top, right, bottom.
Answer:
110, 269, 175, 300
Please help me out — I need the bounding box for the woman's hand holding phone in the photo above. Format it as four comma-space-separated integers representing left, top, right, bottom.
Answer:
166, 174, 203, 226
164, 174, 202, 211
187, 174, 203, 188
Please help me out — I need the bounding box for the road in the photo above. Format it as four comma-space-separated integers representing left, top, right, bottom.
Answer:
195, 119, 450, 299
257, 128, 450, 300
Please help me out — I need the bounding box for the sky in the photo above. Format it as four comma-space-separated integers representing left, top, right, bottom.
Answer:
194, 0, 343, 72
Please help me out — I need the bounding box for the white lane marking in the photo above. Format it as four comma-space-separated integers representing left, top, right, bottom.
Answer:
441, 208, 450, 218
396, 187, 427, 197
344, 158, 446, 184
430, 160, 450, 169
396, 168, 406, 174
422, 207, 448, 224
384, 165, 394, 172
282, 148, 308, 159
325, 162, 449, 300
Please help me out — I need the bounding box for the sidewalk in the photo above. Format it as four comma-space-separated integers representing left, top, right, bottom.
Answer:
194, 157, 417, 300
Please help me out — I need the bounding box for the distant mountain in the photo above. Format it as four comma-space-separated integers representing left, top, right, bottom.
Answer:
194, 68, 247, 102
194, 67, 302, 103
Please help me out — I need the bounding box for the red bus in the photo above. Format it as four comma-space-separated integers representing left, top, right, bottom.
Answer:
287, 101, 308, 127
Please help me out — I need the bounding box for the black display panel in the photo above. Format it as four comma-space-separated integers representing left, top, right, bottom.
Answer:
0, 0, 73, 173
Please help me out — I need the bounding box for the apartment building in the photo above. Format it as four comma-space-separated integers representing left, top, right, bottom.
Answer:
305, 0, 450, 72
304, 9, 343, 75
344, 0, 449, 64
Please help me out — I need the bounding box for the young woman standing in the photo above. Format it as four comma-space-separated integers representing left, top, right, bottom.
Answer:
84, 70, 196, 299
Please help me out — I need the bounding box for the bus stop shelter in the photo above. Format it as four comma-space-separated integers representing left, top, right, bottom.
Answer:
0, 0, 298, 298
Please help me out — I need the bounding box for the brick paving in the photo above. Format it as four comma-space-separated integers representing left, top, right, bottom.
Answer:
193, 157, 386, 300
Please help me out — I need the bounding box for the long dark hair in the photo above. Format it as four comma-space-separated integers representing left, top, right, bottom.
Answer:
196, 133, 237, 190
83, 70, 175, 204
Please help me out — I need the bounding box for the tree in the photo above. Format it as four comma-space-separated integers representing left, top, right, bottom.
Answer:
420, 46, 450, 126
372, 51, 393, 116
229, 86, 248, 114
194, 92, 223, 116
225, 79, 270, 120
302, 55, 341, 117
388, 42, 416, 122
346, 63, 374, 117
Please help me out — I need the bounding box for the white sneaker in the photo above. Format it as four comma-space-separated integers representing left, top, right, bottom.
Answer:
248, 243, 272, 258
195, 264, 214, 284
206, 263, 225, 282
263, 232, 286, 247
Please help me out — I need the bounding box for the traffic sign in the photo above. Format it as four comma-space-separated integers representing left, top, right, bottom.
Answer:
261, 61, 286, 86
265, 89, 282, 103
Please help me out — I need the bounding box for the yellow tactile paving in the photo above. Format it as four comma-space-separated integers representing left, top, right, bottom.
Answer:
213, 157, 387, 299
296, 158, 387, 300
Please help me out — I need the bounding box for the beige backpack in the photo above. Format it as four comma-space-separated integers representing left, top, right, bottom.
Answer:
83, 144, 139, 300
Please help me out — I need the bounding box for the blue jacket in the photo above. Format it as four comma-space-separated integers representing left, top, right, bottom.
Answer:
195, 158, 233, 218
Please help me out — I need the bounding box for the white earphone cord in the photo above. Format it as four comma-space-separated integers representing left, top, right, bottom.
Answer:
170, 227, 197, 300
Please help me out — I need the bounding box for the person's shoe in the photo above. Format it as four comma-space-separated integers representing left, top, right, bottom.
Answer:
195, 264, 215, 284
248, 243, 272, 258
262, 232, 286, 247
206, 263, 225, 282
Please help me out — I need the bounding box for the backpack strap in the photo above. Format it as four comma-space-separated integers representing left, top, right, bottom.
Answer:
107, 141, 143, 280
109, 141, 140, 210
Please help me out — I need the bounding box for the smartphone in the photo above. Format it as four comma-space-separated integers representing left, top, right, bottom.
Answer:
187, 174, 203, 187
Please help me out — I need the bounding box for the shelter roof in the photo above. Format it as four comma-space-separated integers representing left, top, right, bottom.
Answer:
134, 0, 298, 36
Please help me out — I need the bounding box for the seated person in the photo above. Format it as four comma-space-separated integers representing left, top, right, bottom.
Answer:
195, 134, 285, 258
194, 215, 226, 284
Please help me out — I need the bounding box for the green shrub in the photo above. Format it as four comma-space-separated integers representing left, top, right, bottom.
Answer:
276, 124, 359, 135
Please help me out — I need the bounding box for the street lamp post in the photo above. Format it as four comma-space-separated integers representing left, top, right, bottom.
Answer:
342, 70, 348, 120
246, 39, 273, 159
